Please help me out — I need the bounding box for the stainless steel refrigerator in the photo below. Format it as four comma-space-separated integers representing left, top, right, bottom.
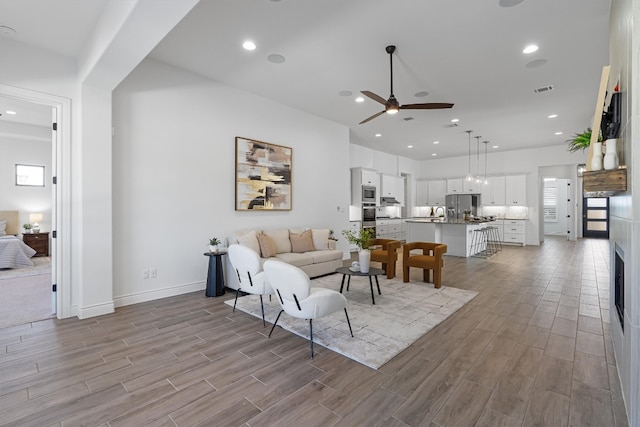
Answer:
446, 194, 479, 220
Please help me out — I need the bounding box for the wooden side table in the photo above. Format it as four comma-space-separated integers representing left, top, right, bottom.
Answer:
23, 232, 50, 257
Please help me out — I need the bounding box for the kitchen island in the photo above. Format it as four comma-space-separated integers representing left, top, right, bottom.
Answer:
405, 219, 491, 257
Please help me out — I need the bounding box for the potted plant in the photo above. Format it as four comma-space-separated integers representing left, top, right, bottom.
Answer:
342, 228, 374, 273
566, 128, 602, 153
23, 223, 33, 234
209, 237, 221, 253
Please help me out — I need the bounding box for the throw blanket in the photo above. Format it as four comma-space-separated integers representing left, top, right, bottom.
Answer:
0, 236, 36, 269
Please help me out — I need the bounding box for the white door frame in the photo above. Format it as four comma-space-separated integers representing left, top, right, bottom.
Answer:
1, 84, 72, 319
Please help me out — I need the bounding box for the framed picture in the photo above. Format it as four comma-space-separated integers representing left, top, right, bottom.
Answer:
235, 137, 292, 211
15, 164, 45, 187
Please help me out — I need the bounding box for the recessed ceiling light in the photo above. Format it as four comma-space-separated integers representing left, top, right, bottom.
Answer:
555, 131, 563, 135
407, 145, 413, 148
451, 118, 459, 123
432, 153, 437, 156
375, 133, 382, 137
338, 90, 352, 97
5, 110, 17, 115
548, 114, 558, 118
267, 54, 285, 63
492, 145, 499, 149
523, 44, 539, 54
242, 40, 256, 51
414, 91, 429, 97
355, 97, 364, 103
433, 141, 440, 144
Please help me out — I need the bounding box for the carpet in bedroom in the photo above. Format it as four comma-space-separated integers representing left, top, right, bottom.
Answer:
225, 273, 477, 369
0, 259, 53, 329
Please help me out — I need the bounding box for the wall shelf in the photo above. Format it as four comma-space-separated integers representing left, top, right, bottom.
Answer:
583, 168, 627, 196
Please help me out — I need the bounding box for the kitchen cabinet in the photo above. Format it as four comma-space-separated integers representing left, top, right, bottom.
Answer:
480, 176, 506, 206
376, 218, 404, 241
351, 167, 380, 206
381, 174, 405, 206
427, 180, 447, 205
447, 178, 463, 194
502, 219, 525, 245
463, 178, 482, 194
416, 180, 446, 206
505, 175, 527, 205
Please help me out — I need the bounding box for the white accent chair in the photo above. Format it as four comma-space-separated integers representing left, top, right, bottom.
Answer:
263, 259, 353, 358
228, 244, 274, 326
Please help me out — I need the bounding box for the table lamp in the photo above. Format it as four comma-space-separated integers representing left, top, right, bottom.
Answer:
29, 213, 43, 233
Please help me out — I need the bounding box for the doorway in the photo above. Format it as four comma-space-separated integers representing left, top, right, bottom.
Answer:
582, 197, 609, 238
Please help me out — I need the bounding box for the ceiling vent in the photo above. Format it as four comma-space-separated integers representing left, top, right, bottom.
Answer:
403, 117, 414, 121
533, 85, 554, 94
443, 123, 459, 128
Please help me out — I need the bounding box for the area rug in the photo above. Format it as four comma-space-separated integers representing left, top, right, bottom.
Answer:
0, 273, 53, 329
0, 257, 51, 279
225, 274, 477, 369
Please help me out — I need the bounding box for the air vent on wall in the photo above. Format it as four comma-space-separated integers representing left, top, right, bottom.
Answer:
443, 123, 459, 128
403, 117, 414, 121
533, 85, 555, 94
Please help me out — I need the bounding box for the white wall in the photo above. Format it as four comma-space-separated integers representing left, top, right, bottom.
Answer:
0, 130, 52, 229
111, 58, 351, 305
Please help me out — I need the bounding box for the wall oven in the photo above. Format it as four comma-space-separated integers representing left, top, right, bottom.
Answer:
362, 202, 376, 233
362, 185, 376, 204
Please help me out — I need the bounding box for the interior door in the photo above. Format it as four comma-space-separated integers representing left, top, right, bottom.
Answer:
582, 197, 609, 238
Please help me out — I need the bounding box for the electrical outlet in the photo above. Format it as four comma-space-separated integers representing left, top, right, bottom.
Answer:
150, 268, 157, 278
143, 269, 149, 279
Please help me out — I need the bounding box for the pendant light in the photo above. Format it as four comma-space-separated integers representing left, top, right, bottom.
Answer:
475, 136, 482, 183
465, 130, 474, 182
483, 140, 489, 184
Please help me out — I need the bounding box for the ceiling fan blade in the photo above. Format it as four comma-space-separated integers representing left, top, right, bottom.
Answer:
400, 103, 454, 110
361, 91, 388, 106
359, 110, 386, 125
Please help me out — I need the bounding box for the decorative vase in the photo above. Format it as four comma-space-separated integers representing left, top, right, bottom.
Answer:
209, 245, 218, 253
358, 249, 371, 273
603, 138, 619, 170
591, 141, 603, 171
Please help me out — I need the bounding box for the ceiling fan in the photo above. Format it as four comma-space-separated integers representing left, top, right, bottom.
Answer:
359, 45, 454, 125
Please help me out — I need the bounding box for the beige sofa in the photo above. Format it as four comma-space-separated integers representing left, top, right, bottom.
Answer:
226, 228, 343, 290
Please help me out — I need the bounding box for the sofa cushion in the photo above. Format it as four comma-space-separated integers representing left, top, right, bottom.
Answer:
237, 230, 261, 255
274, 252, 314, 267
290, 230, 315, 253
263, 229, 291, 254
257, 232, 277, 258
309, 249, 343, 264
311, 229, 330, 250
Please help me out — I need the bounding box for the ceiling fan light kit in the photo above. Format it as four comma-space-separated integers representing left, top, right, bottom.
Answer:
359, 45, 453, 124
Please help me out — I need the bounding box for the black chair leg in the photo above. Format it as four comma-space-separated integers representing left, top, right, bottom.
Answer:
233, 288, 241, 312
259, 295, 265, 327
344, 308, 354, 337
309, 319, 314, 358
268, 310, 284, 337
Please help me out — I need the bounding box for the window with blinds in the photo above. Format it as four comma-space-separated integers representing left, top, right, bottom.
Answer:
543, 180, 558, 222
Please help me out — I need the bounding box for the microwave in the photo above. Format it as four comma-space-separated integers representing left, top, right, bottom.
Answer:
362, 185, 376, 203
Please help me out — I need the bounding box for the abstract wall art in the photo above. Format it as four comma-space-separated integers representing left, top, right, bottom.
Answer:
235, 137, 292, 211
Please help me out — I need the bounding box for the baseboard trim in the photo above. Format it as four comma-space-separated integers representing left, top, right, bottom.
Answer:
77, 301, 115, 319
114, 281, 206, 308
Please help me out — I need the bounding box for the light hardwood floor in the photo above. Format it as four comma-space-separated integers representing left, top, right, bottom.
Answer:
0, 236, 629, 426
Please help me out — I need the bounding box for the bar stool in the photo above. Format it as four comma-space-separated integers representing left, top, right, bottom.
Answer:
471, 228, 489, 258
485, 226, 502, 255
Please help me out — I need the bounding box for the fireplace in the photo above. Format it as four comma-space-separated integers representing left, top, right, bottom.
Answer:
614, 244, 624, 331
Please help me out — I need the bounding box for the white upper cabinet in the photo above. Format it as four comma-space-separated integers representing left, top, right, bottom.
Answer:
463, 178, 482, 194
447, 178, 463, 194
351, 167, 380, 205
381, 174, 405, 206
505, 175, 527, 205
416, 179, 446, 206
427, 180, 447, 205
481, 176, 506, 206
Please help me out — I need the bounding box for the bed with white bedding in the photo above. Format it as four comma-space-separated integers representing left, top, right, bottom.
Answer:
0, 210, 36, 269
0, 236, 36, 269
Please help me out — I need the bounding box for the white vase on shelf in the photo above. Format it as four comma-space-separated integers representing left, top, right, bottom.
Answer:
591, 141, 603, 171
358, 249, 371, 273
603, 138, 619, 170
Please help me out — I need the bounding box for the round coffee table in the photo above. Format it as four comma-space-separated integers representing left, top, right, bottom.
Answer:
335, 266, 385, 304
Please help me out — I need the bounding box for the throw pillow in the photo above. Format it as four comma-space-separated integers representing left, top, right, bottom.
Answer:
257, 232, 277, 258
311, 229, 330, 250
290, 229, 315, 253
263, 229, 291, 254
237, 230, 261, 255
0, 220, 6, 236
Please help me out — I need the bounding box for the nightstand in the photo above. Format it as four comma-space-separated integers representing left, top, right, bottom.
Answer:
23, 232, 50, 257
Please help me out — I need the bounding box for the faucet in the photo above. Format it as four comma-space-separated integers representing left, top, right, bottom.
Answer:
435, 206, 445, 217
